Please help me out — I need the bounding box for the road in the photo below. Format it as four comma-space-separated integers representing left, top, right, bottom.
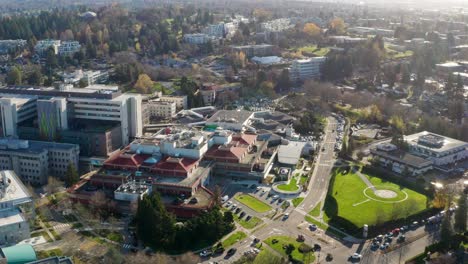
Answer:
203, 116, 439, 264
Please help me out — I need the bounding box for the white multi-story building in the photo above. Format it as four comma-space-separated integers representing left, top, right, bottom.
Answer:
404, 131, 468, 166
260, 18, 293, 33
160, 95, 188, 110
204, 24, 226, 38
146, 100, 176, 119
0, 170, 33, 245
183, 34, 212, 44
58, 41, 81, 56
0, 86, 143, 146
62, 70, 109, 85
290, 57, 327, 82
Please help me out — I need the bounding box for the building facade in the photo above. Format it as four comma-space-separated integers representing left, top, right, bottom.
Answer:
0, 139, 79, 185
146, 100, 176, 119
0, 170, 33, 245
290, 57, 326, 82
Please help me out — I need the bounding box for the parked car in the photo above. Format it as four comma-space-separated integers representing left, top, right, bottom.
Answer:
235, 208, 241, 214
297, 235, 305, 242
214, 247, 225, 254
309, 224, 317, 230
226, 248, 237, 256
351, 253, 362, 260
282, 213, 289, 220
397, 235, 406, 243
240, 212, 246, 218
199, 250, 212, 257
326, 253, 333, 261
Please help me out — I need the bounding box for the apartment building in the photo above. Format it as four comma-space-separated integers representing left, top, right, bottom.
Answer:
146, 100, 176, 119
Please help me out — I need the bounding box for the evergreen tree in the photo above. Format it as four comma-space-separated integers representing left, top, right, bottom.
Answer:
6, 66, 22, 85
440, 212, 453, 247
65, 163, 79, 187
454, 192, 467, 233
27, 68, 43, 86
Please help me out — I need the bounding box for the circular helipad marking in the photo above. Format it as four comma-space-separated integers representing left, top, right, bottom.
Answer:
363, 186, 408, 203
374, 190, 397, 199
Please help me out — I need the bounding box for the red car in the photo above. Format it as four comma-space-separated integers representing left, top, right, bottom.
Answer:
392, 228, 400, 236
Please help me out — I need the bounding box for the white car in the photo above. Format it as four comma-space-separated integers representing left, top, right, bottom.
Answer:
351, 253, 362, 259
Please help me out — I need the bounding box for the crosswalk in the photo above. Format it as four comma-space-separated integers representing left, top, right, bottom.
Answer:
53, 223, 71, 232
122, 243, 133, 249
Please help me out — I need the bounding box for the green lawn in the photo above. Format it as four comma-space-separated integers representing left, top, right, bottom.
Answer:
297, 45, 330, 57
222, 231, 247, 248
385, 44, 413, 59
292, 197, 304, 207
321, 168, 428, 230
264, 235, 315, 263
235, 194, 272, 213
277, 177, 299, 192
309, 201, 322, 217
299, 174, 309, 185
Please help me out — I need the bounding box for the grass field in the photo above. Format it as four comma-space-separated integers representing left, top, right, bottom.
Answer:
321, 168, 428, 230
222, 231, 247, 248
297, 45, 330, 57
309, 201, 322, 217
235, 194, 272, 213
292, 197, 304, 207
233, 214, 263, 229
277, 177, 299, 192
264, 235, 315, 263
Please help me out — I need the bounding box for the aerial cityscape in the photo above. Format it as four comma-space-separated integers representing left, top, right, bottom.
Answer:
0, 0, 466, 263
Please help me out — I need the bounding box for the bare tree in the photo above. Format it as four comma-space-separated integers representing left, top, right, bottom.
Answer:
44, 176, 64, 194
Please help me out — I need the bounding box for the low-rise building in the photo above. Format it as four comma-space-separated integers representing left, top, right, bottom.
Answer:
146, 100, 177, 119
58, 41, 81, 56
62, 70, 109, 85
0, 40, 27, 55
0, 170, 33, 245
159, 95, 188, 110
34, 40, 61, 56
371, 131, 468, 175
206, 110, 254, 131
184, 34, 212, 45
231, 44, 274, 58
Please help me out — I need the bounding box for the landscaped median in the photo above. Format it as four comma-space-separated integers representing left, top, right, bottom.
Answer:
277, 177, 299, 192
233, 214, 263, 229
264, 235, 315, 263
234, 193, 272, 213
222, 231, 247, 248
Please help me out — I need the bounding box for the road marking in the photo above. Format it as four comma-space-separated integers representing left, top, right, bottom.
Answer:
352, 199, 370, 207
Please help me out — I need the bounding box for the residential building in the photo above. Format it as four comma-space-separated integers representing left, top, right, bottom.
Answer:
290, 57, 327, 82
183, 34, 212, 45
0, 138, 79, 185
34, 40, 61, 56
146, 100, 176, 119
0, 171, 33, 245
204, 23, 226, 38
58, 41, 81, 56
62, 70, 109, 85
159, 95, 188, 110
0, 40, 27, 55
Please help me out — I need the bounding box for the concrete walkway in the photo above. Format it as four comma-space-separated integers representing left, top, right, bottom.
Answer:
353, 168, 376, 192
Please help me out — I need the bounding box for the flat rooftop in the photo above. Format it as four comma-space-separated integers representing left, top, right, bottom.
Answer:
0, 170, 31, 205
405, 131, 468, 153
0, 85, 122, 99
207, 110, 253, 126
371, 149, 433, 168
0, 209, 25, 227
0, 139, 77, 154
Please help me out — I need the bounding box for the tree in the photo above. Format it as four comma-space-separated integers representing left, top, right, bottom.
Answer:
136, 192, 176, 250
78, 79, 88, 88
65, 163, 79, 187
276, 69, 290, 93
102, 247, 123, 264
134, 74, 153, 94
440, 212, 453, 247
454, 192, 467, 233
27, 68, 43, 85
45, 47, 58, 70
303, 23, 321, 39
285, 243, 295, 255
45, 176, 64, 194
329, 18, 345, 35
432, 190, 448, 209
259, 81, 276, 98
6, 66, 22, 85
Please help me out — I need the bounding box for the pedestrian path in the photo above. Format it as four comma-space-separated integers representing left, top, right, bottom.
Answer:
354, 168, 376, 192
53, 223, 71, 233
